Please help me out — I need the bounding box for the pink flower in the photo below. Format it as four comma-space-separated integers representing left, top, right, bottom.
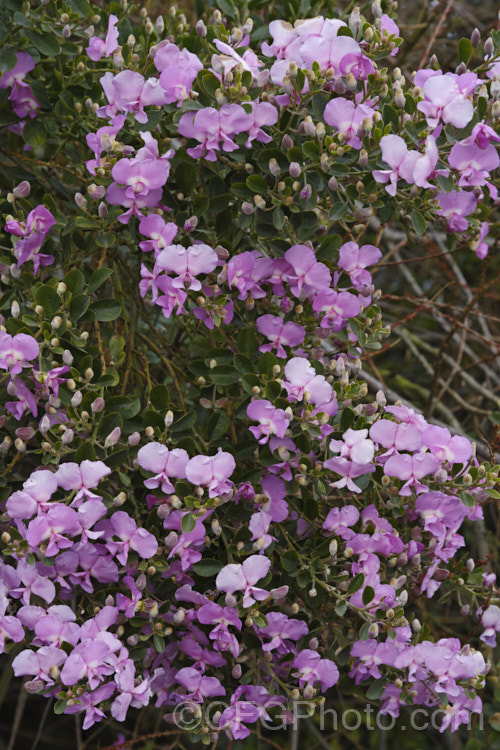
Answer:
55, 460, 111, 504
137, 443, 189, 494
247, 399, 290, 444
329, 428, 375, 464
312, 288, 361, 330
0, 332, 39, 375
185, 448, 236, 497
0, 52, 35, 89
292, 649, 339, 691
338, 242, 382, 289
138, 214, 178, 256
448, 140, 499, 199
155, 42, 203, 104
216, 555, 271, 607
323, 97, 376, 149
178, 104, 251, 161
416, 71, 477, 130
384, 452, 441, 495
282, 357, 333, 405
86, 14, 119, 61
97, 71, 168, 123
256, 314, 305, 357
155, 243, 219, 290
284, 245, 331, 297
436, 190, 477, 233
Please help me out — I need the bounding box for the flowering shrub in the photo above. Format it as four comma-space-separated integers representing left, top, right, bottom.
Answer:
0, 0, 499, 746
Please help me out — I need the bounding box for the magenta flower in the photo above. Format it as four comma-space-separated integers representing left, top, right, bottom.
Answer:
111, 662, 150, 721
5, 205, 56, 273
436, 190, 477, 233
111, 156, 171, 200
60, 639, 114, 689
241, 101, 278, 147
422, 425, 472, 464
155, 243, 219, 290
138, 214, 178, 256
323, 456, 375, 493
137, 442, 189, 493
226, 250, 273, 300
384, 452, 441, 495
6, 469, 57, 520
249, 511, 275, 552
85, 115, 127, 174
86, 14, 119, 61
380, 14, 400, 54
185, 448, 236, 497
155, 42, 203, 104
247, 399, 290, 444
0, 52, 35, 89
0, 614, 24, 654
5, 376, 38, 420
256, 314, 305, 357
416, 71, 476, 129
472, 221, 489, 260
26, 505, 81, 556
479, 605, 500, 647
256, 612, 308, 653
282, 357, 333, 405
0, 332, 38, 375
178, 104, 251, 161
369, 418, 423, 458
329, 428, 375, 464
323, 97, 376, 149
338, 242, 382, 289
12, 645, 66, 685
216, 555, 271, 607
10, 559, 56, 605
292, 649, 339, 690
301, 35, 374, 79
312, 288, 361, 330
9, 81, 39, 119
55, 460, 111, 504
97, 71, 168, 123
449, 140, 499, 199
323, 505, 360, 537
219, 701, 260, 740
213, 38, 269, 87
284, 245, 331, 297
175, 667, 225, 701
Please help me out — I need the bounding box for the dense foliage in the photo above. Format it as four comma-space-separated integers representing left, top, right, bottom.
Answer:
0, 0, 500, 747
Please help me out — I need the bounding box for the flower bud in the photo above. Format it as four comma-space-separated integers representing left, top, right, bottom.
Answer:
62, 24, 71, 38
268, 158, 280, 177
155, 15, 165, 34
328, 176, 338, 191
128, 431, 141, 446
484, 37, 494, 56
470, 27, 481, 46
88, 184, 106, 200
11, 300, 20, 318
145, 426, 154, 437
71, 390, 82, 408
165, 410, 174, 429
74, 192, 87, 209
232, 664, 242, 679
242, 201, 255, 215
39, 414, 51, 434
213, 10, 222, 23
13, 180, 31, 199
98, 201, 108, 219
91, 397, 105, 413
84, 368, 94, 380
61, 429, 74, 445
113, 491, 127, 506
105, 426, 121, 448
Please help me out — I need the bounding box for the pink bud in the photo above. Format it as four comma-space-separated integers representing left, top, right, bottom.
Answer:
13, 181, 31, 199
91, 397, 105, 413
128, 431, 141, 446
104, 426, 121, 448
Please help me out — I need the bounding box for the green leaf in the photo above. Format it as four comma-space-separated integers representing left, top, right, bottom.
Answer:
258, 351, 278, 377
96, 232, 116, 248
282, 549, 300, 572
193, 195, 209, 215
436, 174, 454, 194
272, 207, 285, 231
68, 0, 91, 15
362, 586, 375, 605
335, 601, 347, 616
69, 293, 90, 320
27, 30, 60, 57
246, 174, 268, 193
74, 217, 100, 229
457, 37, 473, 64
54, 699, 67, 714
382, 103, 399, 131
0, 50, 17, 78
150, 385, 170, 410
22, 120, 46, 147
176, 161, 197, 194
302, 141, 320, 160
348, 573, 364, 594
208, 411, 230, 441
35, 284, 60, 316
209, 365, 240, 386
88, 268, 112, 295
171, 411, 197, 433
411, 210, 427, 235
340, 408, 355, 431
192, 558, 224, 577
236, 329, 258, 357
109, 335, 125, 362
64, 269, 84, 293
459, 492, 475, 507
181, 513, 196, 533
89, 298, 122, 322
366, 678, 386, 700
153, 635, 166, 653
